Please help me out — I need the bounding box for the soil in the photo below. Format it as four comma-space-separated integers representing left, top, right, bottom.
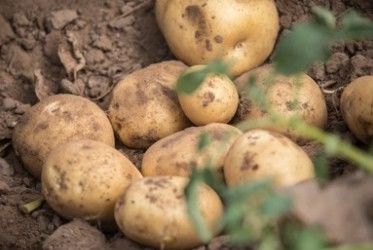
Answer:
0, 0, 372, 249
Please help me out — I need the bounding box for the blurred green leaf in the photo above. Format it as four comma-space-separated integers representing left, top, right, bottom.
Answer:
176, 69, 207, 94
198, 133, 211, 151
283, 223, 326, 250
258, 231, 281, 250
222, 203, 247, 231
200, 168, 226, 194
339, 11, 373, 39
274, 22, 333, 75
274, 9, 373, 75
295, 228, 326, 250
225, 180, 271, 202
184, 169, 212, 242
229, 226, 253, 245
261, 194, 292, 219
312, 6, 336, 29
314, 152, 329, 184
176, 60, 228, 94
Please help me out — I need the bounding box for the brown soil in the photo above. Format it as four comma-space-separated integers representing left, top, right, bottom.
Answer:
0, 0, 372, 249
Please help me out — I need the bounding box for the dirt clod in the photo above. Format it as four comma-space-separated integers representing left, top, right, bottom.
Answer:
43, 219, 106, 250
46, 9, 78, 30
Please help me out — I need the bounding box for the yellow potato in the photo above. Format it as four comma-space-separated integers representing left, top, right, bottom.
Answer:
224, 129, 314, 187
12, 94, 114, 178
340, 76, 373, 144
115, 176, 223, 249
142, 123, 242, 178
155, 0, 279, 76
108, 61, 190, 149
235, 65, 327, 144
42, 140, 142, 225
178, 65, 239, 125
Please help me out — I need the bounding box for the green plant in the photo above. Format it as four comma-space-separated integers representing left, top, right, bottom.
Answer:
176, 7, 373, 250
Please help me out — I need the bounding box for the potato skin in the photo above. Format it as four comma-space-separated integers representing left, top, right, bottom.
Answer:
234, 65, 327, 144
224, 129, 314, 187
108, 61, 190, 149
178, 66, 239, 125
142, 123, 242, 178
115, 176, 223, 249
12, 94, 115, 178
42, 140, 142, 225
340, 76, 373, 144
155, 0, 279, 76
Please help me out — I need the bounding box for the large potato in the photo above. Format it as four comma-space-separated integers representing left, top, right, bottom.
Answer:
12, 94, 114, 178
340, 76, 373, 144
115, 176, 223, 249
42, 140, 142, 225
142, 123, 242, 178
108, 61, 190, 149
234, 65, 327, 144
178, 65, 239, 125
224, 129, 314, 187
155, 0, 279, 76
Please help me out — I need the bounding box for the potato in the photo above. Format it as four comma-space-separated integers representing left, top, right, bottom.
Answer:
115, 176, 223, 249
340, 76, 373, 144
234, 65, 327, 144
178, 65, 239, 125
155, 0, 279, 76
108, 61, 190, 149
142, 123, 242, 178
42, 140, 142, 225
12, 94, 115, 178
224, 129, 314, 187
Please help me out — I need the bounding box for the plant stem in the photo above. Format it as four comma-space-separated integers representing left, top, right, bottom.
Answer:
236, 116, 373, 172
20, 198, 44, 214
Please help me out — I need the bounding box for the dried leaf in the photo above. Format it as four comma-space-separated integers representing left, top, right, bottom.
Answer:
34, 69, 53, 100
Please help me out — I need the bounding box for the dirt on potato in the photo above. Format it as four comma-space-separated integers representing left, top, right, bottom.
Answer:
0, 0, 372, 249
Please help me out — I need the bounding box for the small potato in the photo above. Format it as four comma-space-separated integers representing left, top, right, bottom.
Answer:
12, 94, 115, 178
155, 0, 279, 76
178, 66, 239, 125
340, 76, 373, 144
234, 65, 327, 144
108, 61, 190, 149
115, 176, 223, 249
42, 140, 142, 225
224, 129, 314, 187
142, 123, 242, 178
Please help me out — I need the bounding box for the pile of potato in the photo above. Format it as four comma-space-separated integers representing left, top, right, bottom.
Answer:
11, 1, 372, 249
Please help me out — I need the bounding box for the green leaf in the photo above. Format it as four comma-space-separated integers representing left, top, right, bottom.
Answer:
261, 194, 292, 219
176, 60, 229, 94
258, 231, 281, 250
274, 22, 333, 75
176, 69, 207, 94
314, 152, 329, 184
200, 168, 226, 194
312, 7, 336, 29
184, 170, 213, 242
225, 180, 271, 202
228, 226, 253, 245
222, 203, 246, 231
197, 133, 211, 151
295, 228, 326, 250
339, 11, 373, 39
207, 60, 229, 74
